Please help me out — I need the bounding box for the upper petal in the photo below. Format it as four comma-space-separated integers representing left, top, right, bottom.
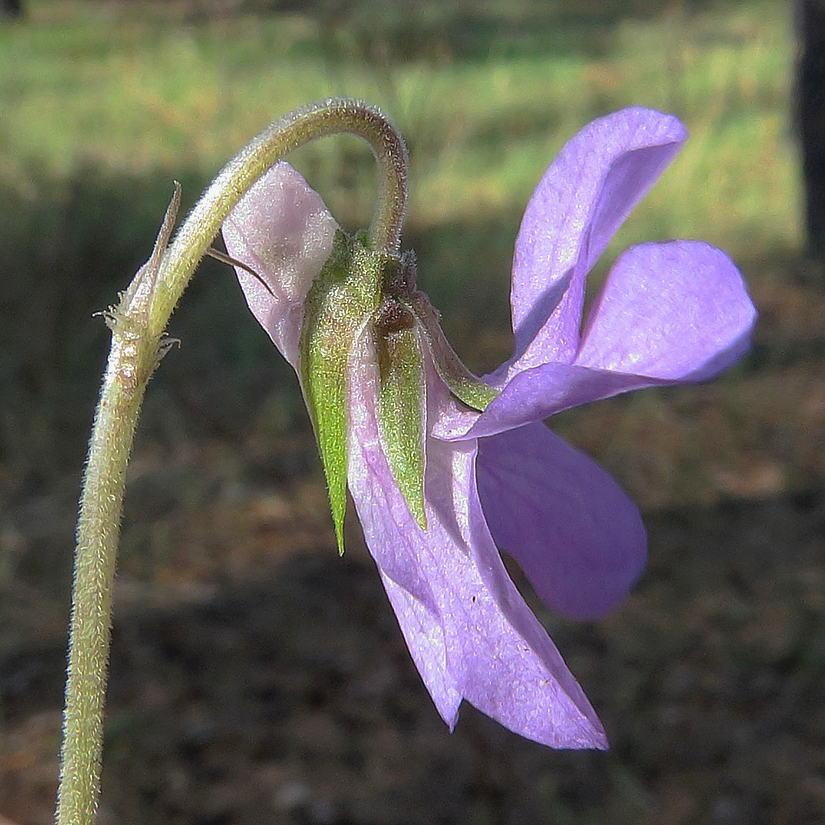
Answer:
506, 108, 687, 373
221, 161, 338, 368
346, 329, 607, 748
476, 422, 646, 620
576, 241, 757, 381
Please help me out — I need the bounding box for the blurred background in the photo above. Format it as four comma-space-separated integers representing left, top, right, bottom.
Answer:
1, 0, 824, 823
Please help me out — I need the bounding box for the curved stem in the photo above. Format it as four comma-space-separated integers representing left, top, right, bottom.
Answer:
55, 98, 408, 825
148, 97, 408, 339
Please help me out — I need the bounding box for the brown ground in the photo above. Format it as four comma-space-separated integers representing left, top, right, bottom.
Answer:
2, 261, 825, 825
3, 444, 825, 824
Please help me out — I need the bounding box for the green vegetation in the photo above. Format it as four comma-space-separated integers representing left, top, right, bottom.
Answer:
0, 0, 802, 507
0, 0, 797, 479
1, 0, 796, 264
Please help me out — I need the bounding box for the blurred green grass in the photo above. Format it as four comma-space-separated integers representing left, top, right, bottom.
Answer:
1, 0, 795, 248
0, 0, 804, 495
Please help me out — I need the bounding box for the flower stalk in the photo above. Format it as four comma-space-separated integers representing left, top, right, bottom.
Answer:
149, 98, 407, 339
56, 98, 408, 825
55, 185, 181, 825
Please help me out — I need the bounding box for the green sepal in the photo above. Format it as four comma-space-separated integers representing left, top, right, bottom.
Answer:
375, 303, 427, 530
410, 292, 500, 412
299, 230, 385, 555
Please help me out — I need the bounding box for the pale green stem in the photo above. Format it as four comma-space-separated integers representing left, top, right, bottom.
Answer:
55, 98, 408, 825
55, 185, 181, 825
147, 98, 408, 339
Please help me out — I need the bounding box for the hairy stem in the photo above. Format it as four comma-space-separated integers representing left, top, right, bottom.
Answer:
56, 98, 408, 825
55, 186, 180, 825
148, 97, 408, 339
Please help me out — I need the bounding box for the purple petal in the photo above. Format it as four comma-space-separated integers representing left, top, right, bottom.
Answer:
377, 571, 462, 727
576, 241, 757, 381
455, 362, 647, 439
222, 161, 338, 368
448, 241, 756, 440
347, 331, 607, 748
477, 422, 646, 620
505, 108, 686, 374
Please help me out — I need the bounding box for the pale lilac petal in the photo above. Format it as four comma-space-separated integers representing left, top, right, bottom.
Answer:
506, 108, 686, 373
222, 161, 338, 367
576, 241, 757, 381
346, 331, 607, 748
477, 422, 646, 620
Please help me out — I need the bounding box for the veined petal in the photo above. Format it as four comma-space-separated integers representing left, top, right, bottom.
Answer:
576, 241, 757, 381
347, 329, 607, 748
477, 422, 646, 620
445, 241, 756, 440
505, 108, 686, 375
378, 570, 462, 727
222, 161, 338, 368
446, 362, 654, 440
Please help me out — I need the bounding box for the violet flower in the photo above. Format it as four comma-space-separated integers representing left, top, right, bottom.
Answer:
222, 107, 756, 749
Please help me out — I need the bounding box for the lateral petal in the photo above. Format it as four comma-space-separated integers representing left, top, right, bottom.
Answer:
446, 241, 755, 440
576, 241, 757, 381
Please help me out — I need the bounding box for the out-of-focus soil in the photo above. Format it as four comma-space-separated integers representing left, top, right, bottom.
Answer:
3, 262, 825, 824
2, 445, 825, 824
